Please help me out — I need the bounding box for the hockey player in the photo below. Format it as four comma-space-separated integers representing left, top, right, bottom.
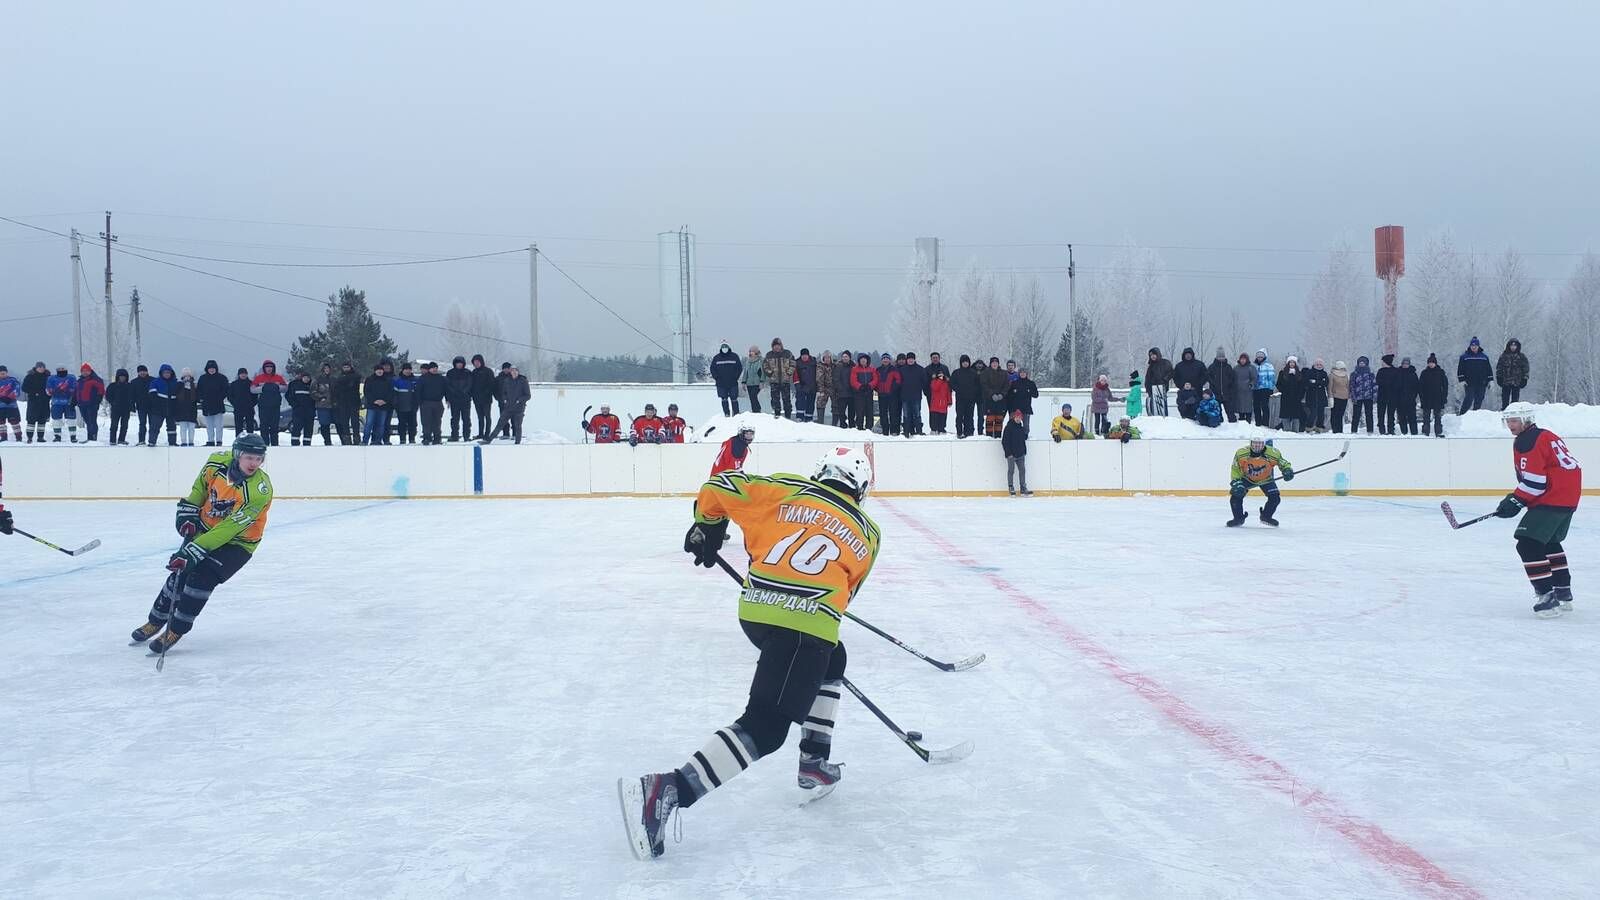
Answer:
1228, 431, 1293, 527
130, 434, 273, 655
630, 405, 665, 445
660, 404, 688, 444
1497, 402, 1582, 617
46, 365, 78, 442
620, 447, 880, 860
0, 453, 12, 535
709, 425, 755, 476
584, 405, 622, 444
0, 366, 21, 443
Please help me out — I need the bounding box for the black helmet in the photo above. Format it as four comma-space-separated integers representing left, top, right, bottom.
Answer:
232, 433, 268, 460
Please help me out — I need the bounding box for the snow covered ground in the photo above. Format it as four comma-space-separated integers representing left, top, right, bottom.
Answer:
4, 496, 1597, 898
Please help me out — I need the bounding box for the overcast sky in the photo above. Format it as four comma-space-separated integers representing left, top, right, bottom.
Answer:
4, 1, 1597, 378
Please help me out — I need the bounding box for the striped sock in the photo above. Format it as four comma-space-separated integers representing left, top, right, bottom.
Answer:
1524, 558, 1554, 595
1548, 552, 1571, 589
800, 680, 842, 759
677, 724, 760, 808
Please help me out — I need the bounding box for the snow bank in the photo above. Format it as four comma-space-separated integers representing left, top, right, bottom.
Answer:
1443, 404, 1600, 438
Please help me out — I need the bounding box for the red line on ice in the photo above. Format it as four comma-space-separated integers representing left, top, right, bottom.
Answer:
880, 500, 1482, 900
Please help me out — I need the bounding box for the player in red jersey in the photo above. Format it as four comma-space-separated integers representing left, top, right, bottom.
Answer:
630, 404, 665, 445
585, 405, 622, 444
659, 404, 687, 444
1496, 402, 1582, 617
710, 425, 755, 476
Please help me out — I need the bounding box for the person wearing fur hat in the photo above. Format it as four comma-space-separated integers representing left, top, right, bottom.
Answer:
1496, 339, 1529, 410
1375, 353, 1400, 435
709, 341, 743, 416
762, 338, 796, 420
1457, 337, 1493, 414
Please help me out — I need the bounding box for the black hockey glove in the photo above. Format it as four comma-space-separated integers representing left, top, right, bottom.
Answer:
168, 542, 207, 573
1120, 431, 1132, 444
1230, 479, 1248, 495
1281, 469, 1294, 482
1495, 493, 1525, 519
175, 500, 202, 539
0, 508, 13, 535
628, 434, 639, 447
1052, 433, 1062, 443
683, 520, 729, 568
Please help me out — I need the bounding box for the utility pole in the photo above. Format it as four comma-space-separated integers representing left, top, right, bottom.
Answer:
99, 211, 117, 373
528, 243, 540, 381
70, 229, 83, 364
129, 287, 143, 360
1067, 243, 1077, 389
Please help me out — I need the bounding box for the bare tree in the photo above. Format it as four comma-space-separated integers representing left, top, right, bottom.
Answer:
1226, 306, 1250, 358
1491, 248, 1540, 348
442, 300, 524, 373
885, 250, 955, 354
1089, 243, 1170, 377
949, 260, 1015, 360
1008, 273, 1055, 381
1181, 294, 1215, 358
1299, 242, 1377, 365
1402, 232, 1460, 360
1557, 253, 1600, 404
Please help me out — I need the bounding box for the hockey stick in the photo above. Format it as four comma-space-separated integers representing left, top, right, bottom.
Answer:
841, 676, 973, 764
13, 528, 102, 557
580, 405, 592, 445
1441, 501, 1497, 530
715, 555, 985, 671
1266, 440, 1351, 484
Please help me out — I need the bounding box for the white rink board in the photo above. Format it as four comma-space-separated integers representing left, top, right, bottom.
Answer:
6, 438, 1600, 498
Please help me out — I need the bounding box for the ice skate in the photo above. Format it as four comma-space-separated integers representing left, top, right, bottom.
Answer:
618, 772, 679, 860
1555, 586, 1573, 611
129, 622, 162, 645
1532, 593, 1562, 618
147, 629, 183, 654
798, 753, 841, 804
1225, 514, 1247, 527
1258, 508, 1279, 527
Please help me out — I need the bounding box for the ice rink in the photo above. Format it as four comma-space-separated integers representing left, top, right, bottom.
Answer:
4, 495, 1597, 899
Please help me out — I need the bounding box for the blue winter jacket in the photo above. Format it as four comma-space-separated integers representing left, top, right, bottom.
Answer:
1350, 360, 1378, 401
46, 374, 77, 408
148, 366, 177, 407
391, 374, 419, 412
1254, 360, 1277, 391
1197, 396, 1223, 427
0, 375, 21, 410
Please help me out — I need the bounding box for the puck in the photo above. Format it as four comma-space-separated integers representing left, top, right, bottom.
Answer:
906, 731, 922, 741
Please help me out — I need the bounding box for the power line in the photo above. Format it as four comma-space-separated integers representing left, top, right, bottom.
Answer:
0, 311, 72, 324
139, 291, 294, 353
537, 251, 684, 365
112, 241, 528, 269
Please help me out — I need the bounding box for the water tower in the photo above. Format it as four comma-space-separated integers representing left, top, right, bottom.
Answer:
1375, 225, 1405, 356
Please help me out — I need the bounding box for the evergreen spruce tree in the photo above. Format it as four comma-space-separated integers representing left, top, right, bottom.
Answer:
1051, 308, 1106, 388
288, 286, 405, 373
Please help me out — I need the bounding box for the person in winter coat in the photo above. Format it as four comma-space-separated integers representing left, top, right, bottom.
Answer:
793, 349, 818, 423
1252, 350, 1276, 427
1107, 416, 1141, 442
1206, 348, 1235, 421
1051, 403, 1089, 441
1173, 348, 1208, 408
0, 365, 20, 443
1176, 382, 1200, 422
1276, 358, 1303, 432
1002, 409, 1032, 496
391, 362, 419, 444
709, 342, 744, 416
1196, 389, 1223, 428
899, 352, 928, 436
75, 364, 106, 443
1349, 356, 1377, 434
925, 352, 951, 384
927, 370, 952, 433
1301, 359, 1330, 433
849, 354, 876, 431
417, 361, 448, 445
815, 351, 834, 426
228, 368, 256, 437
129, 364, 153, 445
147, 364, 178, 446
1395, 357, 1420, 435
362, 363, 394, 445
980, 356, 1010, 438
1006, 367, 1039, 433
252, 360, 287, 446
492, 363, 514, 439
950, 355, 981, 438
1125, 371, 1143, 418
196, 360, 229, 446
1145, 349, 1174, 416
742, 346, 766, 415
1090, 374, 1119, 436
830, 349, 854, 428
286, 371, 316, 445
763, 339, 796, 419
46, 365, 78, 442
1232, 354, 1256, 424
874, 354, 903, 435
22, 362, 51, 443
1329, 361, 1350, 434
1457, 337, 1493, 414
1495, 339, 1529, 410
313, 363, 337, 445
335, 362, 362, 444
105, 368, 134, 444
445, 356, 473, 441
487, 366, 532, 443
1375, 354, 1399, 435
174, 368, 199, 446
469, 354, 498, 441
1418, 353, 1450, 437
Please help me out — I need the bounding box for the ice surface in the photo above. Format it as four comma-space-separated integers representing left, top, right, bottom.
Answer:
4, 496, 1598, 898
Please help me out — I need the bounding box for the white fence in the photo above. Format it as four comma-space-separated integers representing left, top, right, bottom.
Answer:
6, 437, 1592, 500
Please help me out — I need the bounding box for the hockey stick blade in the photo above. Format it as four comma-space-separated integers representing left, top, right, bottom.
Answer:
916, 738, 975, 765
1441, 501, 1461, 529
949, 653, 987, 672
15, 528, 101, 557
72, 539, 102, 556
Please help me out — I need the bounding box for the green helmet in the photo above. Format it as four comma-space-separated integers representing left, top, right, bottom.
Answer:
232, 433, 268, 460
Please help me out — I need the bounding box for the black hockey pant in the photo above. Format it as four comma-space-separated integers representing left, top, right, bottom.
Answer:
672, 621, 846, 808
1231, 481, 1280, 519
145, 545, 251, 635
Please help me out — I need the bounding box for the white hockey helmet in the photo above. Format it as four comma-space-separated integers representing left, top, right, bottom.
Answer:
1248, 429, 1267, 448
813, 447, 873, 501
1502, 401, 1536, 425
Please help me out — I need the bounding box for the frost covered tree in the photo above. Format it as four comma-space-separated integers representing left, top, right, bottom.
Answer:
1226, 307, 1251, 358
1087, 244, 1169, 376
1490, 249, 1541, 348
1179, 295, 1215, 359
440, 300, 526, 373
1007, 273, 1054, 380
1549, 253, 1600, 404
949, 261, 1015, 360
1401, 233, 1459, 360
884, 250, 955, 354
1052, 303, 1106, 388
1299, 243, 1377, 365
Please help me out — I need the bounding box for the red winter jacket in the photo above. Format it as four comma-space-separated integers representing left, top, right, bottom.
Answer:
75, 372, 106, 404
928, 376, 952, 413
874, 366, 901, 397
849, 365, 878, 393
